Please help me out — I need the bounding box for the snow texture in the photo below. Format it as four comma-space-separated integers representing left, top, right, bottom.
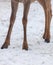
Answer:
0, 1, 53, 65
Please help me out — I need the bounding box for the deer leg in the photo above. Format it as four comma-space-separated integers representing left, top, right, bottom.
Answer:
43, 1, 52, 42
22, 2, 30, 50
1, 0, 18, 49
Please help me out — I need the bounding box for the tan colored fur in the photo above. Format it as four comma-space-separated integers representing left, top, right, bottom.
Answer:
1, 0, 52, 50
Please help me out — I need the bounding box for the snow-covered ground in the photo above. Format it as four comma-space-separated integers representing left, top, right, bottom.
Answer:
0, 1, 53, 65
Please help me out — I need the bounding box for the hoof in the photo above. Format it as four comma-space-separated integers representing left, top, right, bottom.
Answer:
22, 41, 28, 50
1, 43, 10, 49
23, 47, 28, 50
45, 39, 50, 43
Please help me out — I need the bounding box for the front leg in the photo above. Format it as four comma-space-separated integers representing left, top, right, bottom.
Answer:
22, 1, 30, 50
22, 18, 28, 50
1, 0, 18, 49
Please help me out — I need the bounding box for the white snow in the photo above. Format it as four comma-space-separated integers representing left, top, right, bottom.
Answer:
0, 1, 53, 65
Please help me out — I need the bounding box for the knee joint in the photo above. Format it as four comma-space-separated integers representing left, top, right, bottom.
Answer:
22, 18, 27, 26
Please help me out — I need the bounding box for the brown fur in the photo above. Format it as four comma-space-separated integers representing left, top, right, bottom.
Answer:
1, 0, 52, 50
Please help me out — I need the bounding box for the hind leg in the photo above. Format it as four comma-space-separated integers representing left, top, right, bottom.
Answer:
39, 0, 52, 43
43, 0, 52, 42
1, 0, 18, 49
22, 2, 30, 50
